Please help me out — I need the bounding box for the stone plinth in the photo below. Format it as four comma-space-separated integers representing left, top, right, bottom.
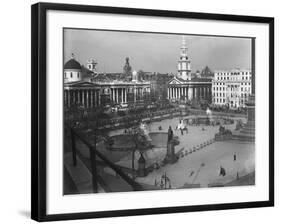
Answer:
137, 153, 147, 177
164, 139, 179, 164
231, 94, 255, 142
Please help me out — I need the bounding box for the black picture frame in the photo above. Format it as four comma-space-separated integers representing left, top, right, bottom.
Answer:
31, 2, 274, 222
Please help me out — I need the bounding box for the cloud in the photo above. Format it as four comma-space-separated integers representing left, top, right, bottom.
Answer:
64, 29, 252, 73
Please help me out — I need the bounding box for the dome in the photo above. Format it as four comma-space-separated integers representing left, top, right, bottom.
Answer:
64, 58, 82, 70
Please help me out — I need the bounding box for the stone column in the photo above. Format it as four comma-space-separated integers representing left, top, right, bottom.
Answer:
86, 90, 89, 108
98, 91, 101, 106
90, 90, 93, 107
125, 88, 127, 103
94, 90, 97, 107
81, 90, 84, 107
193, 87, 196, 100
134, 87, 137, 102
64, 91, 66, 107
188, 86, 193, 100
116, 88, 119, 103
113, 88, 116, 103
77, 89, 81, 104
169, 88, 171, 99
67, 90, 70, 107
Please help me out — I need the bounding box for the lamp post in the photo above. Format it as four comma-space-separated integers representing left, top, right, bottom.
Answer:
160, 172, 171, 189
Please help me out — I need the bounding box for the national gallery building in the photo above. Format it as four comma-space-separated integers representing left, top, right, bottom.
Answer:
167, 37, 212, 103
63, 56, 151, 108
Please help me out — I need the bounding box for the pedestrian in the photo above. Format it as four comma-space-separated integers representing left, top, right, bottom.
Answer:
234, 153, 236, 161
219, 166, 226, 176
180, 128, 183, 135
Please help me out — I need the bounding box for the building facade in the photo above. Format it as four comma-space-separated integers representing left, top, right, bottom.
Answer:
212, 69, 252, 109
63, 56, 151, 109
167, 37, 212, 103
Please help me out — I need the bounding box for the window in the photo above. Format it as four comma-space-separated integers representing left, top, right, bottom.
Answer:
77, 72, 80, 78
70, 72, 73, 78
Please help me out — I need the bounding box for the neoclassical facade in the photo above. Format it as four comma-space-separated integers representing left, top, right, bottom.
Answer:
167, 37, 212, 102
64, 81, 151, 108
64, 56, 150, 108
212, 69, 252, 109
167, 77, 212, 102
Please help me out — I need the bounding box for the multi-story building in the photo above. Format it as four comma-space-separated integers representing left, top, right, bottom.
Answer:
63, 55, 151, 109
212, 69, 252, 109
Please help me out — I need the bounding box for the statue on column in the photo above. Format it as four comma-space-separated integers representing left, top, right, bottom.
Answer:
164, 126, 179, 164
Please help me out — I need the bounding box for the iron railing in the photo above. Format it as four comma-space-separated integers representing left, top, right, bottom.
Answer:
68, 126, 143, 193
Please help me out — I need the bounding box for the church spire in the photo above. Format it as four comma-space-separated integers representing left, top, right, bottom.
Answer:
178, 36, 191, 81
181, 36, 187, 57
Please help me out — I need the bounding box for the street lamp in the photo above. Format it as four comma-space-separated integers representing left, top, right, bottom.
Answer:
159, 172, 172, 189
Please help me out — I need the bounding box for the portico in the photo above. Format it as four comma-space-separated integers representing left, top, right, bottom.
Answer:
64, 81, 150, 108
167, 77, 212, 102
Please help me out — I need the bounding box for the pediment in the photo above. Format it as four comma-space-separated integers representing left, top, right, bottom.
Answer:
65, 81, 96, 87
168, 77, 184, 85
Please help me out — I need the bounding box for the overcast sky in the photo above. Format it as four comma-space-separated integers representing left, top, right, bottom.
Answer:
64, 29, 252, 74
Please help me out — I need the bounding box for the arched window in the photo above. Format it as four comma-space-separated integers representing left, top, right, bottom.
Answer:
70, 72, 73, 78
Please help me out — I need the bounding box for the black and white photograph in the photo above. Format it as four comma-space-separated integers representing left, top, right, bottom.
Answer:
63, 29, 256, 194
